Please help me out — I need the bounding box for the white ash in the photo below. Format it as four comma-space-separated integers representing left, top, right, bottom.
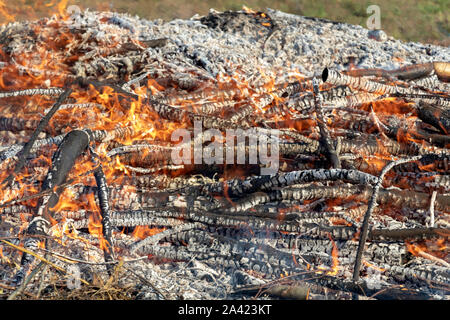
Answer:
2, 8, 447, 89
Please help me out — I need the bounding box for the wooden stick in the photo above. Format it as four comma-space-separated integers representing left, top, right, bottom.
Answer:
352, 155, 425, 282
7, 261, 45, 300
312, 77, 341, 168
235, 283, 310, 300
0, 87, 65, 99
0, 283, 37, 298
121, 264, 169, 300
1, 88, 72, 187
369, 227, 450, 240
39, 247, 147, 265
342, 63, 434, 81
0, 239, 88, 285
429, 191, 437, 228
93, 162, 115, 266
416, 250, 449, 267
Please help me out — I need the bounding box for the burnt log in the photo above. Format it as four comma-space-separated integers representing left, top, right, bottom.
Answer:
416, 102, 450, 134
312, 77, 341, 168
93, 162, 115, 264
15, 129, 90, 284
1, 88, 72, 186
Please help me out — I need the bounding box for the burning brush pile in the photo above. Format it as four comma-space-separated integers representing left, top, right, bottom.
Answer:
0, 7, 449, 300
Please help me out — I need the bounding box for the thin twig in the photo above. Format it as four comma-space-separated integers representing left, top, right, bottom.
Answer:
7, 261, 45, 300
352, 155, 424, 282
0, 283, 37, 298
312, 77, 341, 168
38, 247, 147, 265
369, 106, 390, 140
0, 239, 89, 286
121, 264, 169, 300
416, 250, 449, 267
429, 191, 437, 228
37, 263, 49, 298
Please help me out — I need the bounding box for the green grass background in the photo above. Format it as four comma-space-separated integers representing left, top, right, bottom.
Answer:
1, 0, 449, 45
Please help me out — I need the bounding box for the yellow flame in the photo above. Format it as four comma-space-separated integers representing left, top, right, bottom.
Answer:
242, 5, 256, 14
363, 260, 386, 273
57, 0, 68, 17
0, 0, 15, 22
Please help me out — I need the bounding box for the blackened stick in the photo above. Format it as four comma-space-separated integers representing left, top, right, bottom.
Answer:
1, 88, 72, 187
16, 130, 90, 284
312, 77, 341, 168
93, 163, 115, 264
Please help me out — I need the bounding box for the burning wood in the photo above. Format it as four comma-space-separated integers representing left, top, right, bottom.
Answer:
0, 8, 448, 300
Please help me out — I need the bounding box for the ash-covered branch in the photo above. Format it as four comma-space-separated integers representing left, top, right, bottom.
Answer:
15, 129, 90, 284
312, 77, 341, 168
1, 88, 73, 186
93, 159, 115, 264
0, 87, 65, 99
353, 155, 429, 282
322, 68, 423, 95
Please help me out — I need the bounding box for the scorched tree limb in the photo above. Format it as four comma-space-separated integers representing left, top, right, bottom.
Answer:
352, 154, 438, 283
1, 88, 73, 187
91, 149, 115, 267
14, 129, 90, 284
312, 77, 341, 168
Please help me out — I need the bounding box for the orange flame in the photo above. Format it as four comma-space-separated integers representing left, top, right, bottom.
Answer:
0, 0, 15, 22
363, 260, 386, 273
132, 226, 165, 240
406, 240, 448, 259
328, 236, 339, 276
57, 0, 68, 17
316, 235, 340, 275
242, 6, 256, 14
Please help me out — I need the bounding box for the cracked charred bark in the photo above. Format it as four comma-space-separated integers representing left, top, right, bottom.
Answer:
14, 129, 89, 284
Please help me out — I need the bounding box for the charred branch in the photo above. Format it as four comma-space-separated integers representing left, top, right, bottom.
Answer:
93, 161, 115, 264
312, 77, 341, 168
15, 130, 90, 284
1, 88, 72, 186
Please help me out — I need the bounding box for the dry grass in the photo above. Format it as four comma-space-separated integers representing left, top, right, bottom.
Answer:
0, 258, 136, 300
